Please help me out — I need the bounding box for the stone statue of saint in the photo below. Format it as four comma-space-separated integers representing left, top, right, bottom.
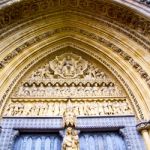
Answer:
62, 127, 79, 150
62, 56, 75, 77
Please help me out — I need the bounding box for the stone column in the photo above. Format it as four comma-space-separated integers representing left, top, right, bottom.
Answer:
141, 130, 150, 150
137, 121, 150, 150
0, 121, 19, 150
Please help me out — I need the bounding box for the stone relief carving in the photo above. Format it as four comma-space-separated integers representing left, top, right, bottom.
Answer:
13, 53, 125, 98
15, 82, 123, 98
63, 103, 77, 127
28, 53, 107, 80
3, 98, 133, 117
49, 54, 88, 79
0, 43, 143, 120
0, 0, 149, 40
1, 27, 149, 92
4, 102, 24, 116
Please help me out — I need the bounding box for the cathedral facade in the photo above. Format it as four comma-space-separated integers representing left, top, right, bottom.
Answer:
0, 0, 150, 150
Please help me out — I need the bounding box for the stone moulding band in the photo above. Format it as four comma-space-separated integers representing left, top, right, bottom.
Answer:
0, 0, 149, 39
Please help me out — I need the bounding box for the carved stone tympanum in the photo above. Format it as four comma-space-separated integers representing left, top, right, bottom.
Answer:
3, 52, 132, 117
12, 53, 125, 98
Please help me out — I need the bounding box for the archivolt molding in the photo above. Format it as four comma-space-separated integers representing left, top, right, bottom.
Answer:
0, 0, 149, 42
0, 12, 149, 55
0, 26, 150, 92
0, 37, 148, 120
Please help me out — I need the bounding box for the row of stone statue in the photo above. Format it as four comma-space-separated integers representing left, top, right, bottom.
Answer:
4, 100, 132, 117
16, 83, 123, 97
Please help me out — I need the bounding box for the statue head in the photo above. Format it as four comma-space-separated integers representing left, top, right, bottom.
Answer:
66, 127, 72, 135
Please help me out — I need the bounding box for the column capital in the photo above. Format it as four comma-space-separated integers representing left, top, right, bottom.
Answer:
136, 120, 150, 131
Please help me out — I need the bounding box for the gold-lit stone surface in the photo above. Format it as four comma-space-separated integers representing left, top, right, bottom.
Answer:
0, 1, 150, 149
0, 0, 150, 121
2, 52, 133, 117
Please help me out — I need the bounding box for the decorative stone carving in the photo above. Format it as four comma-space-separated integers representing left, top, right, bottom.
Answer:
63, 102, 77, 127
3, 102, 24, 116
0, 43, 144, 120
0, 26, 149, 92
28, 53, 108, 80
0, 0, 149, 40
137, 121, 150, 131
50, 53, 88, 79
3, 98, 133, 117
13, 53, 125, 98
62, 99, 79, 150
15, 82, 124, 98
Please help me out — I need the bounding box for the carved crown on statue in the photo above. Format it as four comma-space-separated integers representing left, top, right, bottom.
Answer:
63, 99, 77, 127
